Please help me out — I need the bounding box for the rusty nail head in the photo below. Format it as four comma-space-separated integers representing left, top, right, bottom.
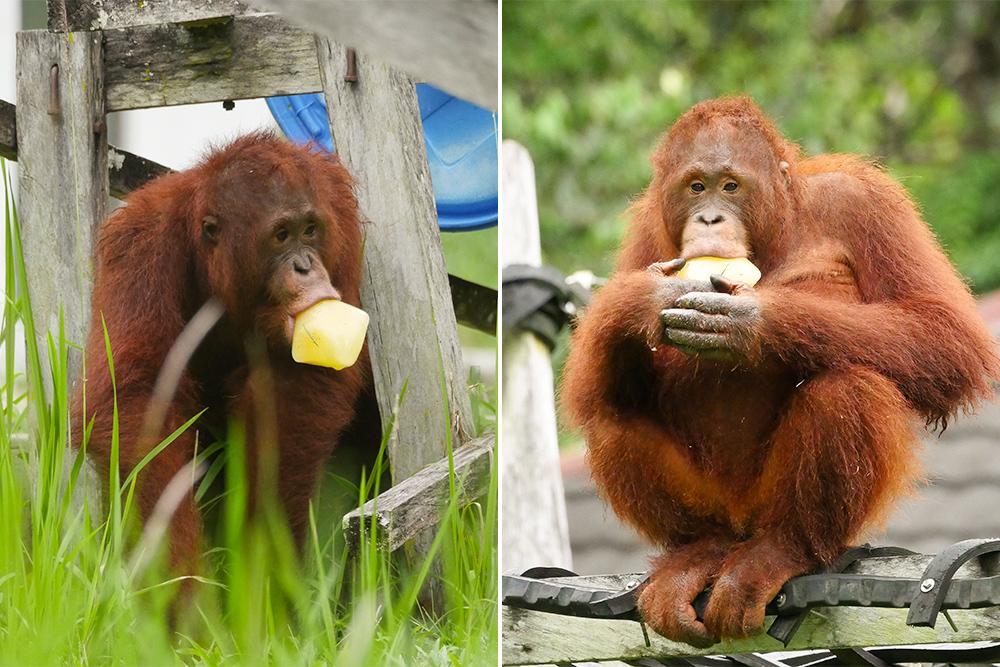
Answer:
92, 118, 106, 134
344, 48, 358, 83
48, 64, 60, 116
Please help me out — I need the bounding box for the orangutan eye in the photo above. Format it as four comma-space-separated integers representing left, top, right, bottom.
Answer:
304, 223, 317, 237
723, 181, 739, 193
690, 182, 705, 193
275, 228, 289, 243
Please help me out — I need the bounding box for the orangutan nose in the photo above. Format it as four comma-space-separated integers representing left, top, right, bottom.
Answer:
697, 211, 727, 225
293, 254, 313, 275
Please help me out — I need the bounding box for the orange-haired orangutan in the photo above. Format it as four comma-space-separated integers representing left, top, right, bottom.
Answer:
562, 97, 999, 646
73, 132, 370, 581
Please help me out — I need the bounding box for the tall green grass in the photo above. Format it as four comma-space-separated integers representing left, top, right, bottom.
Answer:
0, 160, 498, 666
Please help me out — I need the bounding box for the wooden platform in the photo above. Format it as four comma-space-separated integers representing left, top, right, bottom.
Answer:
503, 553, 1000, 665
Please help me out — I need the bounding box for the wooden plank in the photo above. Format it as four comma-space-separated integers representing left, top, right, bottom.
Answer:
502, 555, 1000, 665
248, 0, 497, 110
343, 433, 494, 553
47, 0, 256, 31
315, 39, 475, 484
102, 14, 321, 112
0, 99, 15, 160
449, 274, 497, 335
16, 30, 108, 393
105, 145, 173, 200
500, 141, 572, 573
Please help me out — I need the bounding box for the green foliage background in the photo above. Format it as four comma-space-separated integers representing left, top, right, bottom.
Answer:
503, 0, 1000, 292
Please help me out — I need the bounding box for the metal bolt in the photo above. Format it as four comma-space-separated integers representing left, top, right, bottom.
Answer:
344, 48, 358, 83
47, 64, 60, 116
222, 99, 235, 111
774, 592, 787, 607
625, 579, 639, 590
920, 578, 935, 593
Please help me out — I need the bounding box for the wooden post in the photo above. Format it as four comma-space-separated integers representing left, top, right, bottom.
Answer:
500, 141, 572, 573
15, 30, 108, 395
314, 39, 474, 485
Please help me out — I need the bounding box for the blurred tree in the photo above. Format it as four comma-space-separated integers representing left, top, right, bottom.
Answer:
503, 0, 1000, 292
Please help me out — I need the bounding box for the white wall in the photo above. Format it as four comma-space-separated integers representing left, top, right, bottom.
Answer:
2, 1, 20, 190
1, 3, 21, 380
112, 99, 279, 172
0, 2, 16, 102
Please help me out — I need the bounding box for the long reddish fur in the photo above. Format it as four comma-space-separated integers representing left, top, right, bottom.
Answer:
72, 132, 368, 579
561, 97, 999, 642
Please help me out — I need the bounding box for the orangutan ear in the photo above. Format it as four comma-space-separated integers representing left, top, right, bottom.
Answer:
202, 215, 221, 244
778, 160, 792, 185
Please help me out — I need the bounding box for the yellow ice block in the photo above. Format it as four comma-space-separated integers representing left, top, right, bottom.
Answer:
675, 256, 761, 287
291, 300, 369, 370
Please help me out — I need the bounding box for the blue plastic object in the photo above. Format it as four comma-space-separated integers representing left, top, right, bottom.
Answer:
267, 84, 498, 232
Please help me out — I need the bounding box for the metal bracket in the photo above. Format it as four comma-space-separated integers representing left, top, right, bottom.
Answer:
502, 568, 647, 620
767, 544, 915, 645
906, 537, 1000, 627
502, 263, 591, 349
345, 48, 358, 83
47, 64, 59, 116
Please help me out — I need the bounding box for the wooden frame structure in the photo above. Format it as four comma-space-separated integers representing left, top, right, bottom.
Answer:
8, 0, 496, 555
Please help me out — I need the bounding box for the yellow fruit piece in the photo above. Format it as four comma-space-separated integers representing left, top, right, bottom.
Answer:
675, 256, 762, 287
291, 300, 369, 370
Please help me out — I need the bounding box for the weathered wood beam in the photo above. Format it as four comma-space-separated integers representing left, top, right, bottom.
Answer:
449, 274, 496, 335
501, 141, 572, 573
343, 433, 494, 553
104, 145, 173, 200
248, 0, 497, 110
47, 0, 256, 31
502, 554, 1000, 665
16, 30, 108, 393
0, 99, 15, 160
102, 14, 321, 112
65, 7, 494, 113
316, 39, 475, 485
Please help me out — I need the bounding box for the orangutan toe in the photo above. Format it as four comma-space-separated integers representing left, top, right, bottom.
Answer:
702, 576, 768, 640
638, 578, 719, 648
